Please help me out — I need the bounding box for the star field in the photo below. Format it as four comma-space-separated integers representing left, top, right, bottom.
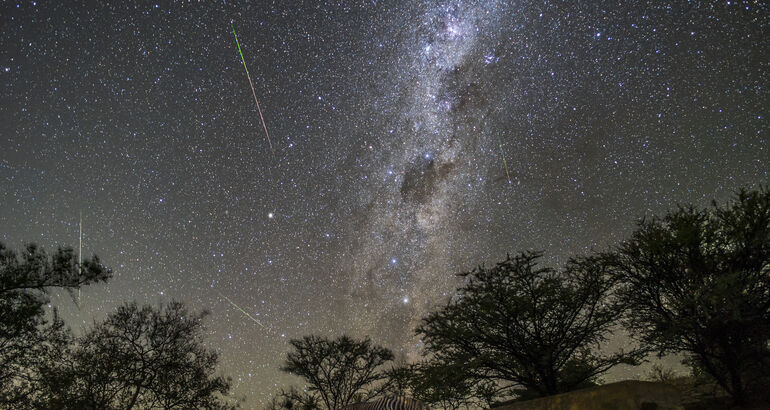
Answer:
1, 1, 767, 406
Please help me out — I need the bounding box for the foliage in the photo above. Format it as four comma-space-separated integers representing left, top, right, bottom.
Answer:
42, 301, 235, 409
644, 364, 679, 385
265, 387, 322, 410
416, 251, 641, 401
386, 361, 484, 410
606, 187, 770, 405
0, 242, 109, 295
0, 241, 110, 406
280, 335, 394, 410
381, 364, 416, 397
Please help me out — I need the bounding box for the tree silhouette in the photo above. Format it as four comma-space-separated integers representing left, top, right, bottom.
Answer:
280, 335, 394, 410
416, 252, 641, 401
43, 301, 235, 409
606, 187, 770, 406
0, 241, 110, 406
265, 387, 322, 410
385, 361, 483, 410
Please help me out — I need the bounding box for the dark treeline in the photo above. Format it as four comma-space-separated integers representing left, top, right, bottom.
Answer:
0, 244, 235, 409
270, 188, 770, 410
1, 187, 768, 409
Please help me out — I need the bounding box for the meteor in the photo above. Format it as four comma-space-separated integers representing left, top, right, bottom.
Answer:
76, 212, 82, 308
217, 291, 266, 328
232, 24, 273, 152
498, 135, 512, 183
78, 212, 82, 302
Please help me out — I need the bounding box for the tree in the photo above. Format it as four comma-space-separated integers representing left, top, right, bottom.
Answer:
44, 301, 235, 409
0, 241, 110, 406
265, 387, 322, 410
280, 335, 394, 410
386, 361, 482, 410
416, 252, 641, 401
606, 187, 770, 406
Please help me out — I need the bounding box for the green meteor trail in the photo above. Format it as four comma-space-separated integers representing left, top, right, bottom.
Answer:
232, 24, 273, 152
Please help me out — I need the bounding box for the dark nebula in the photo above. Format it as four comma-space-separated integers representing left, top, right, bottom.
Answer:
401, 157, 455, 205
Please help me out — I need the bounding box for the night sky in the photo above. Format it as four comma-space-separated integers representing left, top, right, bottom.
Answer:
1, 0, 767, 406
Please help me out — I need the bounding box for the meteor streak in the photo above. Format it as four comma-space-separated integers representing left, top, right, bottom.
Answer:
232, 24, 273, 152
218, 291, 266, 328
78, 212, 82, 302
76, 212, 82, 308
498, 135, 512, 183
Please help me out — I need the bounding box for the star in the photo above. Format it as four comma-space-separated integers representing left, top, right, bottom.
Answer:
1, 0, 764, 406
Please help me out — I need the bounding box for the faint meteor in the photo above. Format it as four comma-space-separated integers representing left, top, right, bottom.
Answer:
77, 211, 82, 308
497, 135, 512, 183
217, 291, 266, 328
231, 24, 273, 152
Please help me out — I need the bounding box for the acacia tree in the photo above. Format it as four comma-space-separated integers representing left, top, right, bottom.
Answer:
416, 252, 641, 401
265, 386, 322, 410
606, 188, 770, 406
386, 361, 483, 410
43, 301, 235, 409
280, 335, 394, 410
0, 242, 110, 406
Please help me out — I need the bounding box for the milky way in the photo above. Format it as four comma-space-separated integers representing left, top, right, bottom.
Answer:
1, 1, 766, 406
341, 1, 508, 355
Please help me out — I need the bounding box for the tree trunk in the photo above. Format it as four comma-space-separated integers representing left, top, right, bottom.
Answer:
728, 368, 747, 407
126, 385, 142, 410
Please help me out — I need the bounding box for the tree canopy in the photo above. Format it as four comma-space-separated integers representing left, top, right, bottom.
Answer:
385, 361, 486, 410
606, 187, 770, 405
0, 241, 110, 406
280, 335, 394, 410
416, 251, 641, 401
265, 386, 323, 410
42, 300, 235, 409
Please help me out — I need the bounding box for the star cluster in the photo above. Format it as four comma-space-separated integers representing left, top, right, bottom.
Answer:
1, 0, 766, 406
